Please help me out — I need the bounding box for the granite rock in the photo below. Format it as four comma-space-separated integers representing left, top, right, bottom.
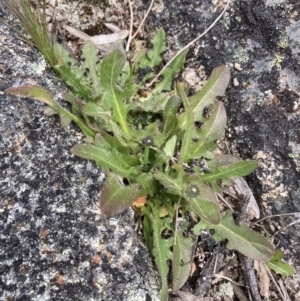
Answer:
0, 3, 160, 301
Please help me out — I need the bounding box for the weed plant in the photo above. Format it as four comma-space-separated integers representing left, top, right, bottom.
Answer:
4, 0, 294, 299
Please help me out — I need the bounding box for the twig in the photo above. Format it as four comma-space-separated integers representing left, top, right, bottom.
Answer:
131, 0, 154, 40
252, 212, 300, 225
265, 264, 287, 301
217, 192, 235, 212
212, 273, 243, 287
126, 0, 134, 52
147, 0, 231, 88
173, 197, 182, 246
271, 218, 300, 238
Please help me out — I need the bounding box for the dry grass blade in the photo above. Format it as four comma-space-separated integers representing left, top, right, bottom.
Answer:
3, 0, 56, 67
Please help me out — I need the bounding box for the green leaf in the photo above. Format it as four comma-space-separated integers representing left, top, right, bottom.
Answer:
81, 41, 102, 98
267, 261, 294, 277
163, 115, 179, 138
83, 103, 111, 118
5, 85, 94, 137
94, 131, 127, 153
172, 231, 195, 291
190, 65, 230, 122
197, 210, 275, 262
163, 135, 177, 158
71, 144, 140, 179
153, 49, 189, 92
207, 154, 241, 168
99, 172, 140, 216
266, 250, 294, 277
99, 48, 130, 134
142, 213, 153, 251
148, 202, 174, 301
190, 101, 227, 159
140, 28, 166, 68
164, 95, 181, 117
5, 85, 54, 107
129, 91, 170, 113
200, 160, 258, 186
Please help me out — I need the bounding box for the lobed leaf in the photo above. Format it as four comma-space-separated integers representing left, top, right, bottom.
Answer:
140, 28, 166, 68
99, 172, 140, 216
81, 41, 102, 98
54, 42, 78, 67
55, 65, 92, 100
190, 101, 227, 159
195, 210, 275, 262
153, 49, 189, 93
200, 160, 258, 186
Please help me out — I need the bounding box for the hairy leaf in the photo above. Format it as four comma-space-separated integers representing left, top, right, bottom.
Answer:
190, 65, 230, 122
5, 85, 54, 107
190, 101, 227, 159
200, 160, 258, 186
195, 211, 275, 262
140, 28, 166, 68
5, 85, 94, 137
100, 48, 130, 134
100, 172, 140, 215
71, 144, 140, 178
172, 231, 195, 291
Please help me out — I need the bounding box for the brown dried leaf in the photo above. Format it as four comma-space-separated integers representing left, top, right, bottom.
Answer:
254, 261, 270, 298
231, 177, 260, 219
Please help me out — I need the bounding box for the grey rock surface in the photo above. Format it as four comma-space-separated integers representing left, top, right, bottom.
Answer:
0, 3, 160, 301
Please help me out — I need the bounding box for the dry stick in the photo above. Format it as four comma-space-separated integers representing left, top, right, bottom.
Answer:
147, 0, 231, 88
126, 0, 134, 52
252, 212, 300, 225
265, 264, 287, 301
271, 217, 300, 238
131, 0, 155, 41
173, 197, 181, 247
217, 192, 235, 212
